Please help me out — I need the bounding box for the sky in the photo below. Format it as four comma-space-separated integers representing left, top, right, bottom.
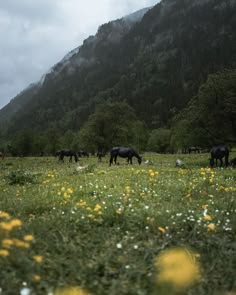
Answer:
0, 0, 159, 110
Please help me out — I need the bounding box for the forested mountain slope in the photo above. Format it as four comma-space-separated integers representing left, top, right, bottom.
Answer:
0, 0, 235, 141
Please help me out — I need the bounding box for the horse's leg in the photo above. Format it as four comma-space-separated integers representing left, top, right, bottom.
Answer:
114, 155, 118, 164
109, 156, 113, 166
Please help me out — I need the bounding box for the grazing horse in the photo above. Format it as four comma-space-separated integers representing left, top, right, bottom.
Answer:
109, 147, 142, 166
188, 146, 201, 154
78, 150, 89, 157
58, 149, 78, 162
210, 145, 229, 168
0, 152, 4, 160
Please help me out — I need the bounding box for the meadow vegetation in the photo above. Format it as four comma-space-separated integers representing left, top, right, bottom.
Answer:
0, 153, 235, 295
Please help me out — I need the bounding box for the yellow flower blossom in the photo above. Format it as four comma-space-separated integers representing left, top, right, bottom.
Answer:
0, 219, 22, 231
94, 204, 101, 212
0, 211, 11, 219
203, 214, 212, 221
13, 239, 30, 248
158, 227, 166, 234
55, 286, 91, 295
33, 255, 43, 263
0, 249, 10, 256
32, 274, 41, 282
155, 247, 201, 289
2, 239, 14, 248
207, 223, 216, 231
24, 235, 34, 241
67, 188, 73, 194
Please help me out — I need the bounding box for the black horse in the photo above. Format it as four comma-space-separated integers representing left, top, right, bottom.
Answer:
58, 149, 78, 162
78, 150, 89, 157
210, 145, 229, 168
188, 146, 201, 154
109, 147, 142, 166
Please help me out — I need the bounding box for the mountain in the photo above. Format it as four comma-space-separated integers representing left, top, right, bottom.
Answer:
0, 0, 235, 138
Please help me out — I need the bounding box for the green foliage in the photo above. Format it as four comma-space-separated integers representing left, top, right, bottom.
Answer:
5, 170, 38, 185
147, 128, 171, 153
78, 101, 142, 151
172, 69, 236, 148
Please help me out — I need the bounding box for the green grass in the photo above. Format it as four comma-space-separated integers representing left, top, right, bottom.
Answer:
0, 153, 235, 295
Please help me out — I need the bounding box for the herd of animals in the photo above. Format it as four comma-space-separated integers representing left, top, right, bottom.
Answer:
0, 145, 236, 168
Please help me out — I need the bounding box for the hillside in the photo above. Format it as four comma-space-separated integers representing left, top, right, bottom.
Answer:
0, 0, 236, 144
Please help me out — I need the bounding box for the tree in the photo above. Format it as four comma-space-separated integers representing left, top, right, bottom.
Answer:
78, 101, 140, 152
147, 128, 171, 153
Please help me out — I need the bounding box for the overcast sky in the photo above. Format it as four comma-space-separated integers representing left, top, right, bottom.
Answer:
0, 0, 159, 110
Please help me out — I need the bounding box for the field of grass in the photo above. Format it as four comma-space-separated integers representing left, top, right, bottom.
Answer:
0, 153, 235, 295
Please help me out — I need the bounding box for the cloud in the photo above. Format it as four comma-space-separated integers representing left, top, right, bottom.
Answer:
0, 0, 159, 109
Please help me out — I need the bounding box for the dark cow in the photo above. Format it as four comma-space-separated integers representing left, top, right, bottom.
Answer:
210, 145, 229, 168
58, 149, 78, 162
109, 147, 142, 166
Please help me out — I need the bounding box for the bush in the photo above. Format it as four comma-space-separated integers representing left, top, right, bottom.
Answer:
5, 170, 37, 185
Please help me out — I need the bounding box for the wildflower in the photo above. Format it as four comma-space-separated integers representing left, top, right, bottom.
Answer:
94, 204, 101, 212
0, 211, 10, 219
207, 223, 216, 231
203, 214, 212, 221
2, 239, 14, 248
20, 287, 31, 295
13, 239, 30, 248
158, 227, 166, 234
0, 249, 10, 256
116, 209, 122, 215
33, 255, 43, 263
24, 235, 34, 241
32, 275, 41, 282
0, 219, 22, 231
116, 243, 122, 249
155, 247, 201, 289
67, 188, 73, 194
54, 286, 90, 295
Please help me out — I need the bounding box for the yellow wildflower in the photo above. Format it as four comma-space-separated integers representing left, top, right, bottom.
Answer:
155, 247, 201, 289
24, 235, 34, 241
158, 227, 166, 234
32, 274, 41, 282
0, 211, 10, 219
203, 214, 212, 221
0, 249, 10, 257
67, 188, 73, 194
13, 239, 30, 248
55, 286, 91, 295
2, 239, 14, 248
94, 204, 101, 212
33, 255, 43, 263
207, 223, 216, 231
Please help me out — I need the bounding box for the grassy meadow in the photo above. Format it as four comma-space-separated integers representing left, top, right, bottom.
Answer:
0, 153, 235, 295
